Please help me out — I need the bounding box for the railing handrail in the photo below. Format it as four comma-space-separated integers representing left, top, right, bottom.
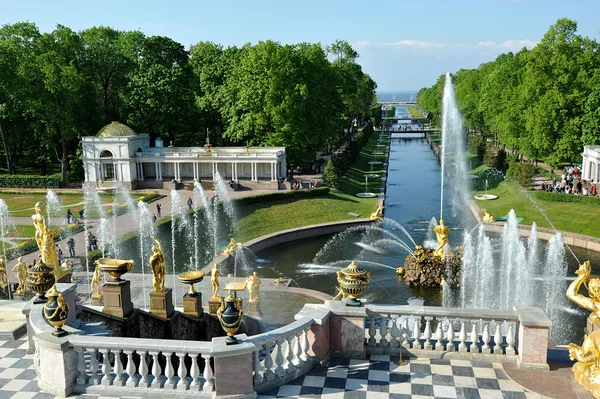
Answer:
242, 316, 314, 346
366, 304, 519, 322
68, 335, 212, 354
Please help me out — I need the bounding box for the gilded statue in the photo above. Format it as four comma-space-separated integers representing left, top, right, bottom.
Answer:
32, 202, 60, 274
370, 205, 384, 221
246, 272, 261, 303
12, 257, 28, 294
567, 260, 600, 398
221, 238, 242, 257
149, 236, 166, 293
90, 264, 102, 298
0, 257, 7, 288
433, 219, 451, 258
481, 208, 495, 222
211, 263, 221, 299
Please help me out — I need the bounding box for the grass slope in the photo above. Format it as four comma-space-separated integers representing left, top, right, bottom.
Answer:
336, 132, 387, 195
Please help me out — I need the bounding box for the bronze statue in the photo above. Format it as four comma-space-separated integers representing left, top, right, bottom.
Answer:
12, 257, 28, 294
31, 202, 60, 274
221, 238, 242, 257
369, 205, 384, 221
246, 272, 261, 303
481, 208, 495, 222
433, 219, 451, 258
0, 257, 7, 288
567, 260, 600, 397
149, 236, 166, 293
90, 264, 102, 298
211, 263, 221, 299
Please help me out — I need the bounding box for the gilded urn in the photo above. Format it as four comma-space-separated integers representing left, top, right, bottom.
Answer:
26, 261, 56, 304
178, 270, 205, 297
43, 286, 69, 337
96, 258, 133, 284
337, 261, 370, 306
217, 294, 244, 345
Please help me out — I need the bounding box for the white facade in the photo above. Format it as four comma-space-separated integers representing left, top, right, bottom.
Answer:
582, 146, 600, 182
82, 124, 287, 190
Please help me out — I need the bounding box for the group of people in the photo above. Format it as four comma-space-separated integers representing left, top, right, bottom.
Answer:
540, 169, 597, 196
86, 232, 99, 251
66, 208, 84, 224
291, 180, 318, 190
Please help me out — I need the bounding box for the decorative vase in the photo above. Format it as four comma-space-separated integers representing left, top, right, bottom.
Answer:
96, 258, 133, 284
337, 261, 370, 307
217, 294, 244, 345
26, 261, 56, 304
43, 286, 69, 337
177, 270, 205, 297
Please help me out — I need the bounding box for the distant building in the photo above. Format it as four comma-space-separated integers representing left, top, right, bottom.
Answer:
82, 122, 286, 190
582, 146, 600, 182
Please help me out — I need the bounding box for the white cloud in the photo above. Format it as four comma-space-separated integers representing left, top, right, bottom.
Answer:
354, 39, 537, 52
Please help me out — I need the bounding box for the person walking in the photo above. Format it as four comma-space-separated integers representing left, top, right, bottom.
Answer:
87, 232, 93, 251
67, 237, 76, 257
91, 236, 98, 251
67, 209, 73, 224
156, 203, 162, 218
187, 197, 193, 210
79, 209, 84, 220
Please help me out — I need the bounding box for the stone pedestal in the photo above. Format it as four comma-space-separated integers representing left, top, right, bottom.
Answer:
208, 296, 223, 315
514, 306, 552, 370
183, 293, 203, 318
327, 299, 367, 359
102, 281, 134, 319
149, 288, 174, 319
247, 301, 263, 319
91, 294, 102, 306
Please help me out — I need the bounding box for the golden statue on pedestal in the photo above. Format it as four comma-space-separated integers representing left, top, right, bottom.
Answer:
211, 263, 221, 299
12, 257, 28, 294
433, 219, 451, 258
370, 205, 384, 221
90, 264, 102, 299
481, 208, 495, 222
32, 202, 68, 277
0, 257, 7, 288
246, 272, 261, 303
567, 260, 600, 398
221, 238, 242, 257
149, 236, 166, 293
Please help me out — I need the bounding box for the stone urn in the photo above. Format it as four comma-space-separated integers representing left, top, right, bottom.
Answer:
43, 285, 69, 337
337, 261, 370, 306
217, 294, 244, 345
26, 261, 56, 304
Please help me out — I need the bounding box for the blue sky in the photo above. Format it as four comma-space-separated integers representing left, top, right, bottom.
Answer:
2, 0, 599, 91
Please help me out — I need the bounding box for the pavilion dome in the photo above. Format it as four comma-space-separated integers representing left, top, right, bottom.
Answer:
96, 122, 137, 138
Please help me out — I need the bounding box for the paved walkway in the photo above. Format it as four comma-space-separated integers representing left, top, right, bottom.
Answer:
0, 336, 590, 399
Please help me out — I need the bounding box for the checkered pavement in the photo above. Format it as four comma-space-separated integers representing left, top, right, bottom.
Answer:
257, 355, 545, 399
0, 338, 543, 399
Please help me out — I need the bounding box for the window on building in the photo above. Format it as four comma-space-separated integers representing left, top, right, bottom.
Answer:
100, 150, 115, 180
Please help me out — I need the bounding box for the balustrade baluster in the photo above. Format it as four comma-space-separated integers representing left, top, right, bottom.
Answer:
380, 315, 389, 348
493, 323, 503, 354
412, 317, 421, 349
150, 351, 162, 388
458, 322, 468, 352
301, 328, 310, 362
446, 321, 456, 351
100, 348, 112, 386
164, 352, 176, 389
285, 335, 295, 373
423, 317, 433, 350
263, 342, 275, 381
87, 348, 100, 385
368, 315, 377, 347
202, 354, 214, 392
506, 324, 516, 355
435, 319, 445, 351
401, 317, 410, 349
138, 351, 150, 388
293, 331, 302, 366
274, 339, 285, 376
189, 354, 200, 391
177, 352, 189, 390
113, 349, 125, 386
482, 323, 491, 354
125, 350, 137, 388
390, 316, 399, 348
470, 320, 480, 353
253, 349, 263, 385
75, 347, 87, 385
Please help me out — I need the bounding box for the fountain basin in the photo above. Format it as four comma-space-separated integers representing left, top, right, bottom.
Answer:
364, 174, 380, 178
356, 193, 377, 198
474, 194, 499, 200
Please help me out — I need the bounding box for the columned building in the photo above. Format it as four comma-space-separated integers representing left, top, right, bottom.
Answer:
582, 146, 600, 182
82, 122, 286, 190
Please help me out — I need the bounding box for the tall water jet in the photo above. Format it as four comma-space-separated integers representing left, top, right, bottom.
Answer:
194, 181, 216, 259
170, 189, 188, 299
137, 201, 156, 309
0, 199, 13, 300
213, 171, 237, 231
45, 189, 61, 228
439, 73, 470, 220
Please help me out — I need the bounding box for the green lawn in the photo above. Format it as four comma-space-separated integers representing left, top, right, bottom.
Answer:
2, 193, 98, 217
336, 132, 387, 195
474, 181, 600, 238
407, 105, 425, 119
234, 191, 378, 242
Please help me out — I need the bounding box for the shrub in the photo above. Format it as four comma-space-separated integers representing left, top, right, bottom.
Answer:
323, 160, 340, 188
473, 168, 505, 191
506, 159, 536, 188
0, 174, 61, 188
468, 136, 486, 162
234, 187, 330, 205
532, 191, 600, 205
484, 147, 508, 172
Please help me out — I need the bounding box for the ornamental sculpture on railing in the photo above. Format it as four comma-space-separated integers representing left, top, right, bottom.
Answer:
149, 236, 166, 293
567, 260, 600, 398
334, 261, 370, 306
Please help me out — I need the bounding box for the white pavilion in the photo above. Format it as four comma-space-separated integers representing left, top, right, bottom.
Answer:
82, 122, 286, 190
582, 146, 600, 183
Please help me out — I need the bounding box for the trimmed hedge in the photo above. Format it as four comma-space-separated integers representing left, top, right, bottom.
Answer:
532, 191, 600, 205
0, 174, 61, 188
234, 187, 330, 205
324, 122, 374, 188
